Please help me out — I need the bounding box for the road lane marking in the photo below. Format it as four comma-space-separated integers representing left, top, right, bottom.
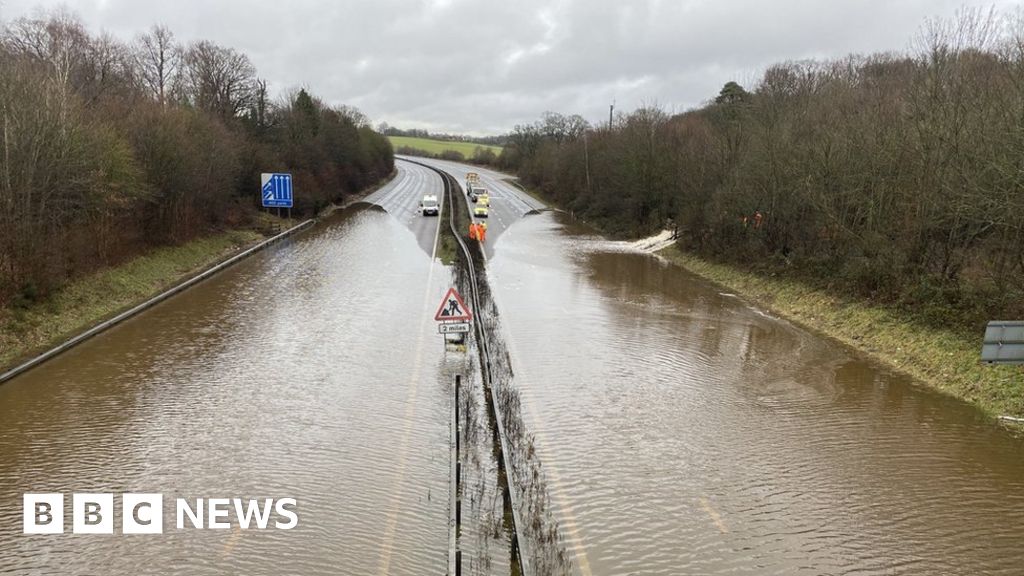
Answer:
699, 497, 729, 533
371, 164, 414, 209
498, 332, 594, 575
376, 175, 445, 576
220, 525, 243, 558
429, 188, 443, 259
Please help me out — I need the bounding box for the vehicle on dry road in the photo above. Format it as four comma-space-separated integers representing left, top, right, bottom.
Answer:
420, 194, 439, 216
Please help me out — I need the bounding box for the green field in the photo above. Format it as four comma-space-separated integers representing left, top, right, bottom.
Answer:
388, 136, 502, 158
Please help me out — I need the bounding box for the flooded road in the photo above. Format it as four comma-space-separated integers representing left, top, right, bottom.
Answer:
403, 156, 546, 257
0, 207, 454, 575
488, 213, 1024, 575
364, 160, 445, 255
3, 160, 1024, 576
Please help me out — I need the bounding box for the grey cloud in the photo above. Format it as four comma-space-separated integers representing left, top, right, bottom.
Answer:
1, 0, 1017, 134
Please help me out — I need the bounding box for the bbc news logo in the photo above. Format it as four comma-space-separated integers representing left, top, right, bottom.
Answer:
23, 494, 298, 534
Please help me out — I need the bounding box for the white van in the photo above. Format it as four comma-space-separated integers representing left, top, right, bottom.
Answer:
420, 194, 440, 216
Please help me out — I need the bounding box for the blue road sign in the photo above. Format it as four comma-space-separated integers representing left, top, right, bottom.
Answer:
261, 173, 293, 208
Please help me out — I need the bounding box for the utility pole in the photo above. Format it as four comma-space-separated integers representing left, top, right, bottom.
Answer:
609, 100, 615, 130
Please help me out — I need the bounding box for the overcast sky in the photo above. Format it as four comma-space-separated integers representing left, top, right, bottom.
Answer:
0, 0, 1019, 134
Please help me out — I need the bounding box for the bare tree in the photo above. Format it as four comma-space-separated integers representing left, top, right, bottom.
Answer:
178, 40, 257, 120
249, 77, 269, 129
2, 11, 90, 125
0, 10, 394, 309
134, 24, 179, 106
507, 9, 1024, 328
337, 104, 369, 128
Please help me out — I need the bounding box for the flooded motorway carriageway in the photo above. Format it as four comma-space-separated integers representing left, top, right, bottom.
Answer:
0, 162, 454, 574
2, 157, 1024, 575
486, 213, 1024, 575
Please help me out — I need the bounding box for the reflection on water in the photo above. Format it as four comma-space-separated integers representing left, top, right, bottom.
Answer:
489, 213, 1024, 576
0, 207, 451, 575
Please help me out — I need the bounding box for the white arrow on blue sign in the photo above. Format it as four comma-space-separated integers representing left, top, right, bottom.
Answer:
261, 173, 293, 208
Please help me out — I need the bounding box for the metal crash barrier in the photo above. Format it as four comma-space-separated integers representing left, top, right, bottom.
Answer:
982, 321, 1024, 365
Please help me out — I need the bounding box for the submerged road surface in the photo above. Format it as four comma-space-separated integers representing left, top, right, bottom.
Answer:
488, 212, 1024, 575
3, 156, 1023, 576
364, 160, 445, 255
0, 206, 455, 575
398, 156, 546, 257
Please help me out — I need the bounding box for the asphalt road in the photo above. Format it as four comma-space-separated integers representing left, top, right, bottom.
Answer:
397, 156, 547, 258
363, 159, 445, 255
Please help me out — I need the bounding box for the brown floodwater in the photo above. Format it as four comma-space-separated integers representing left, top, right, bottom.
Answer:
488, 212, 1024, 575
3, 196, 1024, 576
0, 206, 458, 575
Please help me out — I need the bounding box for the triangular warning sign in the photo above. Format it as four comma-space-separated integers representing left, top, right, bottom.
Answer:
434, 287, 472, 322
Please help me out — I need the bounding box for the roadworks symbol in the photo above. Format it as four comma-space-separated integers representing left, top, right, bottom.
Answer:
434, 287, 472, 322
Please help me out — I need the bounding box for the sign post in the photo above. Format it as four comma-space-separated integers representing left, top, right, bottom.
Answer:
261, 173, 294, 226
435, 288, 472, 348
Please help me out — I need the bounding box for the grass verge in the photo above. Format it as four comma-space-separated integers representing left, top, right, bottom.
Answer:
0, 228, 265, 371
658, 245, 1024, 418
437, 177, 471, 265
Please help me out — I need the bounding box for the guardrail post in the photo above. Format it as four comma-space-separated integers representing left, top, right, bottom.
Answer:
455, 375, 461, 454
449, 373, 461, 575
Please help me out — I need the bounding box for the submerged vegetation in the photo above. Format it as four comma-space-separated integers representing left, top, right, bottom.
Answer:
0, 10, 393, 310
499, 9, 1024, 335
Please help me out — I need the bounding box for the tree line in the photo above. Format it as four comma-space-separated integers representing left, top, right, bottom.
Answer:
0, 10, 393, 308
499, 10, 1023, 329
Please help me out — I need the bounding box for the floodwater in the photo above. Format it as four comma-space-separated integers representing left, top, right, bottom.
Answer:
3, 193, 1024, 576
488, 213, 1024, 575
0, 206, 454, 575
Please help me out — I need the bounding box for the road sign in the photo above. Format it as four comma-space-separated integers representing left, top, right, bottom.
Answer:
438, 323, 471, 334
982, 321, 1024, 364
435, 288, 472, 322
261, 173, 293, 208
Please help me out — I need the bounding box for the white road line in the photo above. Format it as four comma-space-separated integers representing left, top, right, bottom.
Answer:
375, 173, 444, 575
699, 497, 729, 534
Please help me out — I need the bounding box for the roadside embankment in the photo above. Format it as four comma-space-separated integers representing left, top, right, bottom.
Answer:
0, 215, 318, 382
0, 170, 400, 380
0, 229, 259, 373
657, 245, 1024, 418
